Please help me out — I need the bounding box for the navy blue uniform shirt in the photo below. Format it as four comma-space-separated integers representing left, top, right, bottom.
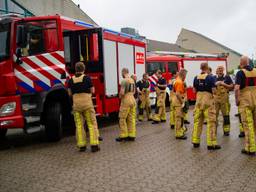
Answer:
193, 73, 216, 93
68, 74, 93, 94
235, 65, 254, 90
215, 75, 233, 85
158, 77, 167, 90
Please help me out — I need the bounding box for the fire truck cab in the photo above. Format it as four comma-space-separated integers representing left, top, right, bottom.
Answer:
0, 14, 146, 141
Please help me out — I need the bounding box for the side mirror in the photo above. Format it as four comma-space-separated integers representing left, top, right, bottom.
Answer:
16, 26, 27, 48
15, 48, 23, 64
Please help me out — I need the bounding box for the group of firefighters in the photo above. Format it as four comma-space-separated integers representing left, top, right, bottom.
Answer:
68, 55, 256, 156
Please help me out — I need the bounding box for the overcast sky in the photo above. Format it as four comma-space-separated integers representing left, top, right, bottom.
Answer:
73, 0, 256, 57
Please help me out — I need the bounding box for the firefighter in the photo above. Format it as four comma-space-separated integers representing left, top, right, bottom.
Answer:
172, 69, 188, 139
192, 62, 221, 150
116, 68, 137, 142
68, 62, 100, 152
214, 66, 234, 136
235, 56, 256, 155
137, 73, 152, 121
152, 70, 167, 124
169, 71, 178, 129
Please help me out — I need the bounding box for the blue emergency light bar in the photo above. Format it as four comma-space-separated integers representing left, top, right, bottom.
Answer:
74, 20, 143, 41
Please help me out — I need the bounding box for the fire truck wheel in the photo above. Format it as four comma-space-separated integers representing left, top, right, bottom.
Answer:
45, 102, 63, 142
0, 129, 7, 139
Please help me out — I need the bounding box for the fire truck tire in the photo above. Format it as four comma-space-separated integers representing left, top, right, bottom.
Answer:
0, 129, 7, 139
45, 102, 63, 142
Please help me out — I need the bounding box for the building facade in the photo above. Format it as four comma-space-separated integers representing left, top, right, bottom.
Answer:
0, 0, 97, 25
176, 28, 242, 71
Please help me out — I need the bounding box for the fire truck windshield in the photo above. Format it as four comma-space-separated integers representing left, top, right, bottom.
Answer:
0, 23, 10, 62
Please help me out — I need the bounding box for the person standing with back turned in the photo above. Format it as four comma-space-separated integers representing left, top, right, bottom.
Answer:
68, 62, 100, 152
116, 68, 137, 142
192, 62, 221, 150
235, 56, 256, 155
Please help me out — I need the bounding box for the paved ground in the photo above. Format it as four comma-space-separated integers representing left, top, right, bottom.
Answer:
1, 94, 256, 192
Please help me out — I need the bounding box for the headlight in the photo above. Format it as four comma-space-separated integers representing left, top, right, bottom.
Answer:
0, 102, 16, 117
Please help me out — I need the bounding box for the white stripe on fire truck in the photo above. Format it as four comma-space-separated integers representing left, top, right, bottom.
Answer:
20, 61, 51, 87
14, 69, 34, 88
29, 56, 62, 80
45, 54, 65, 70
56, 51, 64, 57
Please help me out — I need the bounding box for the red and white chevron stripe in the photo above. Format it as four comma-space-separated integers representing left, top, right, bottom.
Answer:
14, 51, 68, 93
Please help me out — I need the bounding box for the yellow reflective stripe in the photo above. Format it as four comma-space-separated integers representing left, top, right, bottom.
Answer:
84, 110, 99, 145
192, 108, 201, 144
245, 108, 256, 152
74, 112, 86, 147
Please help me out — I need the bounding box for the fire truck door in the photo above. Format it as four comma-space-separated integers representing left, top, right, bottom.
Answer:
63, 28, 103, 74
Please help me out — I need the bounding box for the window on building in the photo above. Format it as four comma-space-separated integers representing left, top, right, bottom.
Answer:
146, 62, 166, 76
168, 62, 178, 74
17, 20, 59, 56
8, 0, 24, 15
0, 0, 33, 17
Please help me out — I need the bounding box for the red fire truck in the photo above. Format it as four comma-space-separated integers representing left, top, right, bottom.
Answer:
0, 14, 146, 141
146, 52, 228, 103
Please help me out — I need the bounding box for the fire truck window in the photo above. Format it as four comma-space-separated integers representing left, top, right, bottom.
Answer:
168, 62, 178, 74
17, 20, 59, 57
0, 23, 10, 62
64, 36, 71, 63
146, 62, 165, 76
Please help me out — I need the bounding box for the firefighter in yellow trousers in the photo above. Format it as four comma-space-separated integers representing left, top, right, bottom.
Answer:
116, 68, 137, 142
169, 71, 178, 129
214, 66, 234, 136
152, 70, 167, 124
68, 62, 100, 152
172, 69, 188, 140
235, 56, 256, 155
192, 62, 221, 150
137, 73, 152, 121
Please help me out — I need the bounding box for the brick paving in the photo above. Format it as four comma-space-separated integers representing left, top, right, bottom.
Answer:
1, 94, 256, 192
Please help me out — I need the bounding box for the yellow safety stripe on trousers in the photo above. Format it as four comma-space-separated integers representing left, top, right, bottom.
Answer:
119, 107, 130, 138
204, 108, 217, 146
74, 112, 87, 147
245, 108, 256, 152
84, 110, 99, 145
128, 106, 136, 138
192, 108, 201, 144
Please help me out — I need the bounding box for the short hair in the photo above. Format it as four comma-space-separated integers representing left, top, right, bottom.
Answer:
75, 62, 85, 73
217, 66, 224, 70
179, 68, 187, 76
143, 73, 148, 78
122, 68, 129, 74
208, 67, 212, 72
156, 70, 162, 75
200, 62, 208, 71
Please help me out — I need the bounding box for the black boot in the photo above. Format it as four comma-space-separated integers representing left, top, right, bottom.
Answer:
170, 125, 175, 129
91, 145, 100, 153
127, 137, 136, 142
79, 146, 87, 152
152, 121, 159, 124
161, 120, 166, 123
239, 132, 245, 138
184, 120, 190, 124
98, 136, 103, 141
115, 137, 128, 142
224, 132, 230, 136
241, 149, 255, 156
176, 135, 187, 140
193, 143, 200, 148
207, 145, 221, 150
